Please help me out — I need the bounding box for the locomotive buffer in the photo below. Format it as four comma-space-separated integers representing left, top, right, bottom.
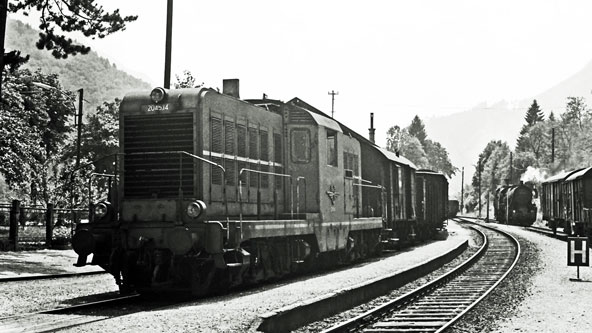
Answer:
567, 237, 589, 281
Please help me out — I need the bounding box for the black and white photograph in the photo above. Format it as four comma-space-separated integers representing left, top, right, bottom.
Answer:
1, 1, 592, 332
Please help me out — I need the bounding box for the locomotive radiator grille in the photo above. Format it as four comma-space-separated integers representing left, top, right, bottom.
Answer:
123, 113, 195, 198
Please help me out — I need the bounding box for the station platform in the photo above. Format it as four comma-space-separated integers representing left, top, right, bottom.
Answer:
0, 220, 471, 282
0, 248, 102, 280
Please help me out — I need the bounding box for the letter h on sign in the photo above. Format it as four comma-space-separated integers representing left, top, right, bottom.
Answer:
567, 237, 589, 266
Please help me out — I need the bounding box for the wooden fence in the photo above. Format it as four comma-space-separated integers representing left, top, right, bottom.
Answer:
0, 200, 89, 251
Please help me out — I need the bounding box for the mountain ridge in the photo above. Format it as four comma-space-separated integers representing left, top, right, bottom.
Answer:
4, 19, 152, 113
426, 59, 592, 197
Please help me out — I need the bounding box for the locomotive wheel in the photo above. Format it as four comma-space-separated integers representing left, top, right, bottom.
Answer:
191, 260, 217, 297
118, 282, 135, 295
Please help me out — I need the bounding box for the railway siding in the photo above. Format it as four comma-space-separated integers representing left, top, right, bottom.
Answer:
258, 239, 468, 332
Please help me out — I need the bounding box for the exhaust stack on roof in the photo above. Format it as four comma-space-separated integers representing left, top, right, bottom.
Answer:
223, 79, 240, 98
369, 113, 376, 143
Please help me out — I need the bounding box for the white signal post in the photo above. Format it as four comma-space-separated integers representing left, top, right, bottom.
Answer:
567, 237, 589, 281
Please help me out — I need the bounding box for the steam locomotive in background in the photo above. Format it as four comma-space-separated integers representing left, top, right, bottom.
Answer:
541, 167, 592, 238
493, 182, 537, 226
71, 80, 449, 296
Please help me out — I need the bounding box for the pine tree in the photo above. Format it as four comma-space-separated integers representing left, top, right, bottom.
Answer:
516, 100, 544, 153
407, 115, 427, 145
523, 100, 544, 127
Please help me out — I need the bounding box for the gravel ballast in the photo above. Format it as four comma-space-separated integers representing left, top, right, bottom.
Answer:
50, 222, 471, 332
450, 223, 592, 332
8, 221, 586, 332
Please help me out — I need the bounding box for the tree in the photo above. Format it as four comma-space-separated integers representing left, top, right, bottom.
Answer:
524, 100, 544, 127
516, 100, 544, 153
78, 99, 120, 171
1, 1, 137, 99
387, 116, 457, 176
423, 139, 458, 178
563, 96, 588, 130
58, 98, 120, 206
174, 70, 203, 89
407, 115, 427, 146
386, 125, 428, 168
8, 1, 137, 59
0, 68, 76, 204
466, 140, 511, 214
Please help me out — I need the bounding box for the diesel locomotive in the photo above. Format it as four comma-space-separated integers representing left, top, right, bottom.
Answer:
71, 80, 449, 296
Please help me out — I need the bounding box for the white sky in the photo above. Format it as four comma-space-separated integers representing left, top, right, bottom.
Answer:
11, 0, 592, 145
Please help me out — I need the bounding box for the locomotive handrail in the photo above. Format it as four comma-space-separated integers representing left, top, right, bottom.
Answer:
353, 179, 386, 221
127, 151, 226, 172
88, 172, 115, 204
296, 176, 307, 218
238, 168, 303, 243
353, 183, 384, 189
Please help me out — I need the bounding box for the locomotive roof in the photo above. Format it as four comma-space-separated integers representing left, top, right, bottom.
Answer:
286, 98, 418, 169
565, 167, 592, 182
286, 100, 343, 133
120, 87, 210, 111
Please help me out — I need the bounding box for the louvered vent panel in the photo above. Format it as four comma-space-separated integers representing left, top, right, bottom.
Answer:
211, 156, 223, 185
123, 113, 194, 198
289, 109, 313, 123
248, 128, 258, 159
260, 131, 268, 161
275, 166, 283, 189
237, 125, 247, 157
211, 117, 223, 153
273, 133, 282, 163
225, 120, 235, 155
249, 163, 259, 188
225, 159, 236, 186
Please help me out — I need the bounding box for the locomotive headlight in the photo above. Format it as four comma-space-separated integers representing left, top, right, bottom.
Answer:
94, 202, 109, 219
150, 87, 166, 103
186, 200, 206, 219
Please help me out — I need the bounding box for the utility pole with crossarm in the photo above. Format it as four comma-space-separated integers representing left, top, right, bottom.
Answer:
328, 90, 338, 118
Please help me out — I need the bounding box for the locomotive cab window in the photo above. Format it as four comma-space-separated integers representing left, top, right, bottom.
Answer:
291, 128, 311, 163
327, 130, 337, 167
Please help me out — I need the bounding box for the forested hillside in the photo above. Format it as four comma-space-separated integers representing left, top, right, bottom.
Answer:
5, 19, 151, 113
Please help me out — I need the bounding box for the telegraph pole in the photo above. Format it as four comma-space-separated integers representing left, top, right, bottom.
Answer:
328, 90, 338, 118
164, 0, 173, 88
460, 167, 464, 215
551, 128, 555, 163
478, 161, 481, 217
509, 152, 513, 183
487, 168, 493, 221
75, 89, 83, 168
0, 0, 7, 101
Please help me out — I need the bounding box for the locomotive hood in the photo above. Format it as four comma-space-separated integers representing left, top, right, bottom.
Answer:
120, 87, 212, 114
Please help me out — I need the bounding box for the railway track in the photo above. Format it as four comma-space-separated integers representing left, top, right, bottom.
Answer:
0, 293, 175, 333
526, 225, 568, 241
322, 218, 520, 333
0, 270, 105, 282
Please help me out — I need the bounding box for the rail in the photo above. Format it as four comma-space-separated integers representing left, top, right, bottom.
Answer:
322, 218, 520, 332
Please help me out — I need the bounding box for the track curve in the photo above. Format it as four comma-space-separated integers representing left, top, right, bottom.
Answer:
322, 218, 520, 333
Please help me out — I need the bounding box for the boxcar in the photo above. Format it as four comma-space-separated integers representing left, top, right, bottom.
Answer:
562, 167, 592, 237
416, 170, 448, 239
541, 170, 579, 231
